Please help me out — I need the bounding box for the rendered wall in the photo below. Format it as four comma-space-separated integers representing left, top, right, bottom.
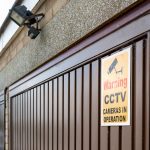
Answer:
0, 0, 140, 91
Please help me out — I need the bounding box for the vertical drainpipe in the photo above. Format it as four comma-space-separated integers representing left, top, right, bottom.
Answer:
4, 88, 9, 150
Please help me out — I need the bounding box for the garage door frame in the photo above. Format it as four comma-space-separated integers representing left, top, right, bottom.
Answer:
8, 2, 150, 150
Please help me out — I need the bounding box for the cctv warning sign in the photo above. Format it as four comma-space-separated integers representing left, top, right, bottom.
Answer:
101, 47, 131, 126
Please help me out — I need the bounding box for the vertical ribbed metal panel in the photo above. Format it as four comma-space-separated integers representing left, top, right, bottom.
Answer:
49, 81, 53, 150
44, 83, 49, 150
10, 36, 149, 150
83, 65, 90, 150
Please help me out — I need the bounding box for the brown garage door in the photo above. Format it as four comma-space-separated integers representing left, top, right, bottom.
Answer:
9, 13, 150, 150
0, 91, 4, 150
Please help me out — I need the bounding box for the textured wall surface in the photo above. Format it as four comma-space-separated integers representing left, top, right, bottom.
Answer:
0, 0, 139, 91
